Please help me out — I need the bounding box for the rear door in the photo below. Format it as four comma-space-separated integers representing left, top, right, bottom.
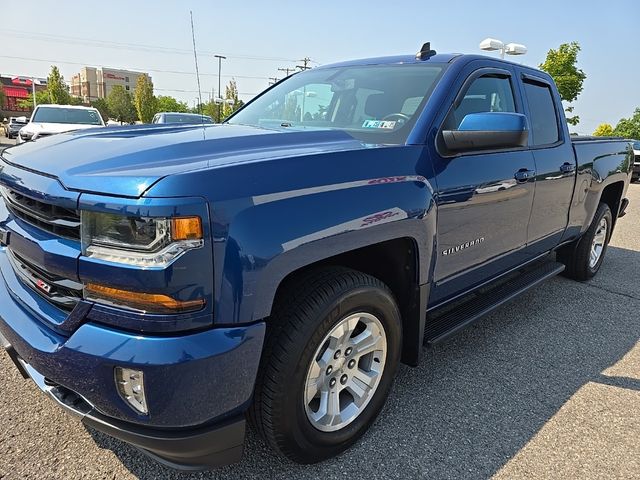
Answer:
519, 73, 575, 254
429, 65, 537, 305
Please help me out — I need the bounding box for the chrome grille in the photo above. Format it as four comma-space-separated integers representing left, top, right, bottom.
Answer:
0, 186, 80, 240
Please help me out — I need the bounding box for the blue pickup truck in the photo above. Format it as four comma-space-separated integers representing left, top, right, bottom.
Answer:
0, 44, 633, 470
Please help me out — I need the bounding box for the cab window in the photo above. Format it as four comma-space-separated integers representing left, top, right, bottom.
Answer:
523, 80, 560, 146
446, 74, 516, 130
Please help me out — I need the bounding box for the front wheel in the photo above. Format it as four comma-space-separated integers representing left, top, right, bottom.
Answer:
558, 202, 613, 281
250, 267, 402, 464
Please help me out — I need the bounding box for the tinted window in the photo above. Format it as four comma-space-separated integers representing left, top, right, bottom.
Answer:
633, 141, 640, 150
524, 81, 559, 145
228, 64, 445, 145
32, 107, 103, 125
448, 75, 516, 129
162, 114, 213, 124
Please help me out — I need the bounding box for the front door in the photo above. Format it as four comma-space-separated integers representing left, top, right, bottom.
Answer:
429, 67, 537, 305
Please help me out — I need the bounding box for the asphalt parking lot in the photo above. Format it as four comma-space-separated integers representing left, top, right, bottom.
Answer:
0, 136, 17, 152
0, 183, 639, 480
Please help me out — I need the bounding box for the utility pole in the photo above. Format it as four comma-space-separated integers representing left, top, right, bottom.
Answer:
32, 78, 37, 109
268, 77, 279, 86
214, 54, 226, 122
277, 67, 295, 77
296, 57, 312, 71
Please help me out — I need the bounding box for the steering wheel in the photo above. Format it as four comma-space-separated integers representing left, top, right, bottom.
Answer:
381, 113, 410, 123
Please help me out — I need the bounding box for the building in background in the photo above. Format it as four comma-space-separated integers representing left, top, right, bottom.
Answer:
70, 67, 151, 102
1, 76, 47, 117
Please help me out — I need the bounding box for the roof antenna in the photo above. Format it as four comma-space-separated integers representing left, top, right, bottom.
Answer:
190, 11, 205, 134
416, 42, 437, 60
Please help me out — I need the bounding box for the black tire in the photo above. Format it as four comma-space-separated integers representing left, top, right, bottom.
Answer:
558, 202, 613, 281
249, 266, 402, 464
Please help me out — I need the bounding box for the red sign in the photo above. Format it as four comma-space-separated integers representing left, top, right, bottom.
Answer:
103, 73, 125, 80
12, 77, 32, 86
4, 86, 29, 98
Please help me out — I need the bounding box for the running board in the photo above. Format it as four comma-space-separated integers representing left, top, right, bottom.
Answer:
425, 261, 565, 345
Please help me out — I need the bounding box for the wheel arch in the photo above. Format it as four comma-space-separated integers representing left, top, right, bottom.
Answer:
599, 180, 625, 231
262, 234, 430, 367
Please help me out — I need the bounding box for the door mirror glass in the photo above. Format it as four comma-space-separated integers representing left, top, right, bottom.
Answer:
442, 112, 529, 152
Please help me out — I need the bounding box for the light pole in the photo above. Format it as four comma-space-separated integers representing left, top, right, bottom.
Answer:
214, 54, 226, 122
31, 78, 37, 109
479, 38, 527, 59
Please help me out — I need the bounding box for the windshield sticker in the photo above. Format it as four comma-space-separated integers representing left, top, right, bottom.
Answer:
362, 120, 396, 129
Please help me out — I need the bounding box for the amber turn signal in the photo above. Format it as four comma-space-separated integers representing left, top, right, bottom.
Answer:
171, 217, 203, 241
85, 283, 205, 314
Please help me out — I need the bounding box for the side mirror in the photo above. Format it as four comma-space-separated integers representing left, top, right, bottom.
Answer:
443, 112, 528, 152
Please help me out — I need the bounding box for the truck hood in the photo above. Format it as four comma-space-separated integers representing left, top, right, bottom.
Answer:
1, 124, 365, 197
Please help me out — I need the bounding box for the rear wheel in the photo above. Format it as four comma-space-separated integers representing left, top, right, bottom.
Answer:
250, 267, 402, 464
558, 202, 612, 281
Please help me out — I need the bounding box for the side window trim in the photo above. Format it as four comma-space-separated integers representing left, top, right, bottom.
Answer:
451, 67, 514, 110
521, 72, 551, 87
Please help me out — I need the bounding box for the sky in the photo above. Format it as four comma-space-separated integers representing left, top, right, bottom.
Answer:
1, 0, 638, 134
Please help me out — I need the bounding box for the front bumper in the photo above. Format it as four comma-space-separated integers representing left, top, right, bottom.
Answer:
1, 331, 247, 470
0, 242, 266, 469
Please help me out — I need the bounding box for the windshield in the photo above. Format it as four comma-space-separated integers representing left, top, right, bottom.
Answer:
32, 107, 103, 125
633, 141, 640, 150
158, 114, 213, 124
227, 63, 445, 144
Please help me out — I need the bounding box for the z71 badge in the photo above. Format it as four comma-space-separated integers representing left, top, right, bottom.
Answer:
442, 237, 485, 256
35, 278, 52, 294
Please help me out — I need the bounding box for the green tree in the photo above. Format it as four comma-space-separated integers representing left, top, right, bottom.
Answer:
156, 95, 189, 113
222, 79, 244, 119
133, 75, 156, 123
593, 123, 614, 137
17, 90, 51, 110
107, 85, 137, 124
67, 96, 83, 106
91, 98, 111, 122
46, 66, 71, 104
613, 108, 640, 139
200, 100, 219, 122
539, 42, 586, 126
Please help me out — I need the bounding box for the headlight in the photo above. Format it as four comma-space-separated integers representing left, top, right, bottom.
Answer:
81, 211, 203, 268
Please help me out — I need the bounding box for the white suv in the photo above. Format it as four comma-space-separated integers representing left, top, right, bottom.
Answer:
18, 104, 104, 143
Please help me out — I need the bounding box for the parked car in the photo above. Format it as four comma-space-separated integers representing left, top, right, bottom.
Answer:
152, 112, 214, 124
3, 117, 29, 139
633, 140, 640, 182
17, 104, 104, 143
0, 43, 632, 470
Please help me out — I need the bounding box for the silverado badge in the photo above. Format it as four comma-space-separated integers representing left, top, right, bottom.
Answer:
442, 237, 485, 256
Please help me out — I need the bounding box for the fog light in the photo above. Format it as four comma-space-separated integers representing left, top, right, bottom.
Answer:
115, 367, 148, 415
